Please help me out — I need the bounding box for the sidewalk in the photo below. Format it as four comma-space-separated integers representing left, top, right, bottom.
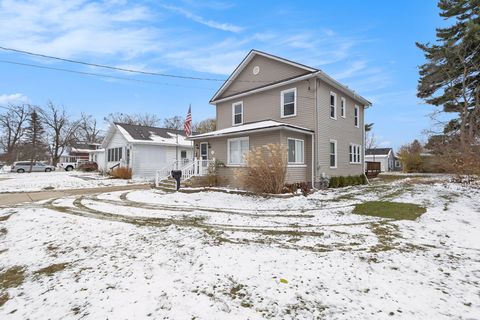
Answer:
0, 184, 151, 206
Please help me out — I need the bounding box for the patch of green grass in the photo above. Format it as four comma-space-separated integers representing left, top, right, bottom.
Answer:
34, 263, 69, 277
0, 266, 26, 289
353, 201, 426, 220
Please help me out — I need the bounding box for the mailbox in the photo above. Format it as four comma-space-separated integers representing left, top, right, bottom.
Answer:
171, 170, 182, 191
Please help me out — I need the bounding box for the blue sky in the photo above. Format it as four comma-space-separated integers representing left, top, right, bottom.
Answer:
0, 0, 447, 149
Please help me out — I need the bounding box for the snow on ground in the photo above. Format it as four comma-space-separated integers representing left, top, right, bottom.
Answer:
0, 177, 479, 319
0, 171, 140, 192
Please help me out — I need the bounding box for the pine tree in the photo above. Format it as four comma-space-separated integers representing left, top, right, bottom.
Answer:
417, 0, 480, 148
25, 108, 45, 172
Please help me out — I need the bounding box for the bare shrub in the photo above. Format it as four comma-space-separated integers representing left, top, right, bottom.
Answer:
235, 144, 287, 194
110, 166, 132, 179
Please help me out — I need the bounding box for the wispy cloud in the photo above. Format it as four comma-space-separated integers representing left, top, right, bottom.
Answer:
0, 0, 162, 59
161, 4, 243, 33
0, 93, 29, 105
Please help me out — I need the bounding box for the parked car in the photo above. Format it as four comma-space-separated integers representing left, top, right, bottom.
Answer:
57, 159, 88, 171
77, 161, 98, 172
11, 161, 56, 173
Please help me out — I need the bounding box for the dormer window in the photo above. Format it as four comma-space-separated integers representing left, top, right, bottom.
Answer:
232, 101, 243, 125
281, 88, 296, 118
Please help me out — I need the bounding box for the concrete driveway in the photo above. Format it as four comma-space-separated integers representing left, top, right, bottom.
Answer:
0, 184, 151, 206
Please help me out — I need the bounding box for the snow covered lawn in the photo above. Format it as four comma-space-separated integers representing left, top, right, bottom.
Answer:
0, 177, 479, 319
0, 171, 140, 193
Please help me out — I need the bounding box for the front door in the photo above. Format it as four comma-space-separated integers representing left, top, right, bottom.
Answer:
200, 142, 208, 174
200, 142, 208, 161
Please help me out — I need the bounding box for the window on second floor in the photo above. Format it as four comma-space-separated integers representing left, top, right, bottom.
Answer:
340, 97, 346, 118
232, 101, 243, 125
354, 105, 360, 128
281, 88, 296, 118
287, 138, 304, 164
330, 92, 337, 119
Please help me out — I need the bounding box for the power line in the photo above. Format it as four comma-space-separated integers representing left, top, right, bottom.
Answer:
0, 59, 316, 100
0, 46, 276, 83
0, 60, 218, 90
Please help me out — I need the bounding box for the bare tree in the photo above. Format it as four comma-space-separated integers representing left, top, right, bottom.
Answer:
77, 113, 102, 143
0, 104, 29, 163
193, 118, 216, 134
40, 102, 80, 166
104, 112, 161, 127
365, 132, 378, 149
163, 116, 184, 130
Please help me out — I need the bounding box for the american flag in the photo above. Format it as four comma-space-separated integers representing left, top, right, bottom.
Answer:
184, 105, 192, 136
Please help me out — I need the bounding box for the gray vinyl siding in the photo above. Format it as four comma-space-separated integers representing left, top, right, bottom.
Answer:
220, 55, 309, 99
216, 80, 316, 130
315, 79, 365, 178
195, 129, 312, 187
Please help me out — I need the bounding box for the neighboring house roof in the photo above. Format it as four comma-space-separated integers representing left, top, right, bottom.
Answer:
365, 148, 393, 156
210, 49, 371, 107
189, 120, 314, 140
101, 123, 193, 148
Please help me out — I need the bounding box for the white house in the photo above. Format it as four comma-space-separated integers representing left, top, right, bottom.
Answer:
364, 148, 395, 172
90, 123, 194, 180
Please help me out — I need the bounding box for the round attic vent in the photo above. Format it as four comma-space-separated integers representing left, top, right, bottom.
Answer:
252, 65, 260, 75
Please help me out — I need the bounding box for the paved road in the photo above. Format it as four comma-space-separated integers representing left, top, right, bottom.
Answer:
0, 184, 151, 206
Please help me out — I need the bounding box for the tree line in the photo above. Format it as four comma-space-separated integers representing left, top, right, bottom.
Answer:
0, 103, 215, 166
414, 0, 479, 174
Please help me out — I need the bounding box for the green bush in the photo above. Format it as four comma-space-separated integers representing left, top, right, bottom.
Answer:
338, 176, 346, 187
361, 174, 368, 184
329, 176, 339, 188
329, 174, 367, 188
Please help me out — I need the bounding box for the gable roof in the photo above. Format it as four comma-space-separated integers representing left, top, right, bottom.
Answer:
209, 49, 372, 107
365, 148, 393, 156
210, 49, 317, 103
102, 123, 194, 148
189, 120, 314, 140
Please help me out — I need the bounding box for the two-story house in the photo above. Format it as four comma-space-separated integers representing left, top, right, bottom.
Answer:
190, 50, 371, 188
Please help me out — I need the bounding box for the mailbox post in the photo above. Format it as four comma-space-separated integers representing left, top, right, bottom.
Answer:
171, 170, 182, 191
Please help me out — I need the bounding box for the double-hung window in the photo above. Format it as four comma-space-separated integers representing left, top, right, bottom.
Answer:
329, 140, 337, 168
349, 144, 362, 164
227, 137, 249, 165
330, 92, 337, 119
287, 138, 304, 164
354, 105, 360, 128
281, 88, 296, 117
232, 101, 243, 125
340, 97, 346, 118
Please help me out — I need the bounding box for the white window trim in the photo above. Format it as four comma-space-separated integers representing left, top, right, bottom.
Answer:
354, 105, 360, 128
349, 143, 362, 164
287, 138, 305, 165
280, 87, 297, 118
231, 101, 243, 126
330, 92, 337, 120
329, 139, 337, 169
340, 97, 346, 118
227, 136, 249, 167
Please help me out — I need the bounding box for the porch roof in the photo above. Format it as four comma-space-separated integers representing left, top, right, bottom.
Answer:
188, 120, 314, 140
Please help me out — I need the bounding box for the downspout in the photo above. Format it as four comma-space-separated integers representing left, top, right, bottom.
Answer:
314, 77, 319, 188
311, 134, 315, 188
